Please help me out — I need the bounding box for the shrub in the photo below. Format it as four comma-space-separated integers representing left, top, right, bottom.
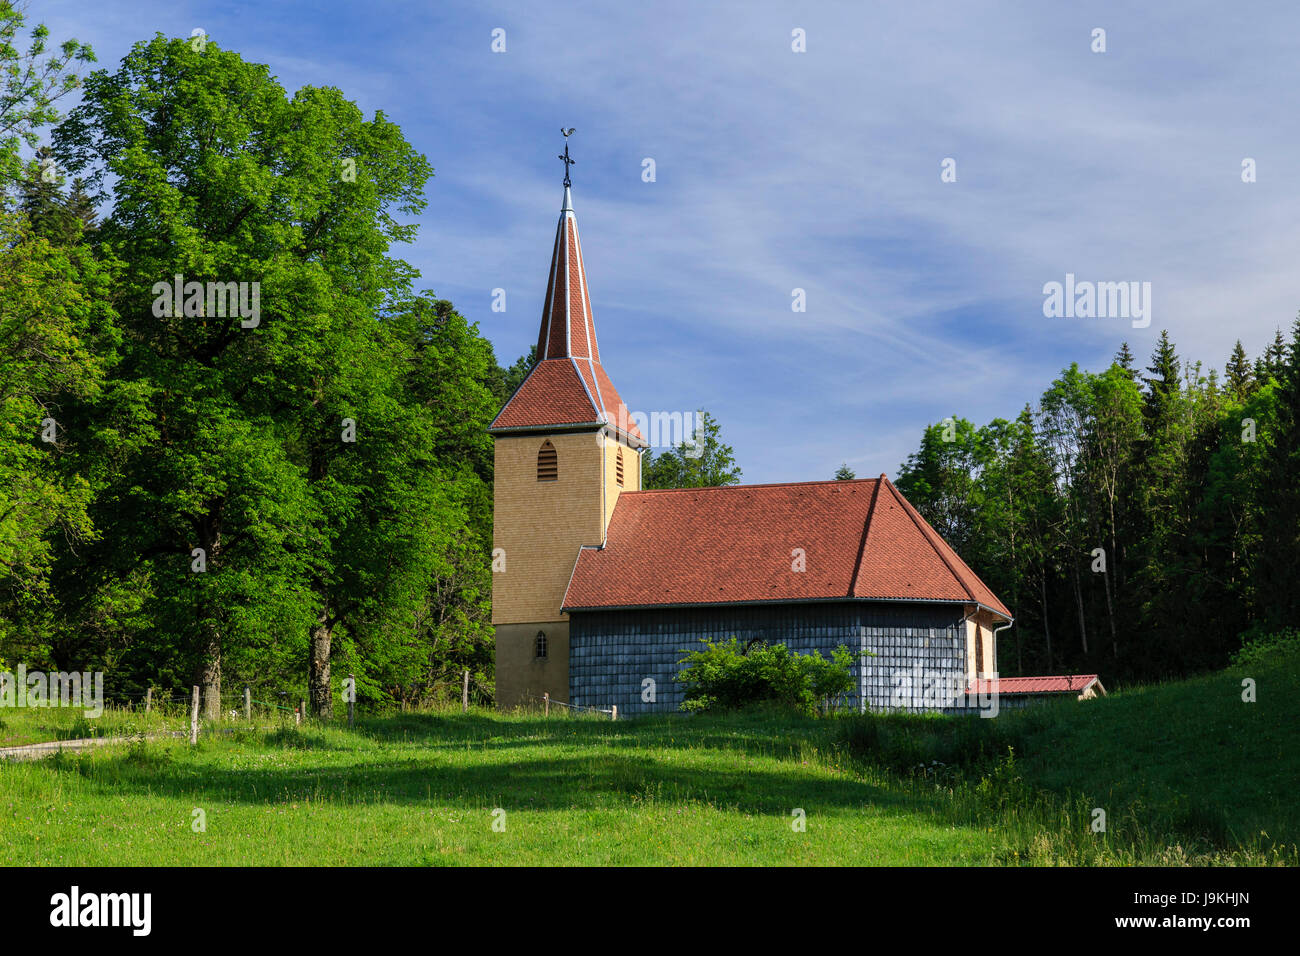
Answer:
675, 638, 855, 716
1230, 626, 1300, 666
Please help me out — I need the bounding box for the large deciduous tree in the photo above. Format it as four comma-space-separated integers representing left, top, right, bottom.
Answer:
52, 35, 433, 714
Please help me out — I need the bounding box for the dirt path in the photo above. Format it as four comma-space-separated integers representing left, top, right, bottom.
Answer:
0, 731, 187, 762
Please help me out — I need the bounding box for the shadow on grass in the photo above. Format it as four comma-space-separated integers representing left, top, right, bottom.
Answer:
261, 727, 344, 751
42, 720, 939, 819
349, 711, 839, 762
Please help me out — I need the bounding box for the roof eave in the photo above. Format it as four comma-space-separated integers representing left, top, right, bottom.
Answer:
487, 420, 648, 447
562, 595, 1003, 614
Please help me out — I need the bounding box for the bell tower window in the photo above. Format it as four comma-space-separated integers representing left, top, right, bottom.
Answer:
537, 440, 558, 481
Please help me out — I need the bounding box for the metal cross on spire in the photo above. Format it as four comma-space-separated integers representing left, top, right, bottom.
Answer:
558, 127, 576, 187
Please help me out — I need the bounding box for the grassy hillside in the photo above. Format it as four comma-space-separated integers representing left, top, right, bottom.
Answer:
0, 648, 1294, 866
839, 644, 1298, 863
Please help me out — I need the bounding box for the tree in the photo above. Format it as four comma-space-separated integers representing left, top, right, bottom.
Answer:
1080, 363, 1143, 660
834, 463, 856, 480
1038, 365, 1097, 656
0, 210, 116, 651
499, 345, 538, 402
1114, 342, 1138, 380
643, 410, 741, 488
1257, 319, 1300, 630
1226, 340, 1253, 402
0, 2, 94, 189
15, 147, 93, 244
52, 35, 433, 714
1001, 407, 1062, 673
895, 331, 1300, 685
895, 415, 985, 556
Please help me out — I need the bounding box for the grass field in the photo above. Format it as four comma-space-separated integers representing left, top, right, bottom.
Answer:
1, 647, 1295, 866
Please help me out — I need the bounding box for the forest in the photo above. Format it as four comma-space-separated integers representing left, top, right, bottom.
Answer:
0, 28, 526, 715
895, 330, 1300, 685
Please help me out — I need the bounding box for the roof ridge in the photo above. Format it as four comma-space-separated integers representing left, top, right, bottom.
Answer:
619, 477, 882, 496
887, 478, 1010, 617
847, 473, 884, 596
568, 356, 601, 421
882, 476, 977, 605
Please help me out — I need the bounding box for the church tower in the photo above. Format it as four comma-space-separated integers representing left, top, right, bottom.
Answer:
489, 146, 646, 708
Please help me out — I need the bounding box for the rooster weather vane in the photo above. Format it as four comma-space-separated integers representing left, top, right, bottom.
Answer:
559, 128, 576, 187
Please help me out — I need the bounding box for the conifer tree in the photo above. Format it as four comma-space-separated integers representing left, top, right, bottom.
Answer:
1226, 340, 1253, 401
1257, 320, 1300, 628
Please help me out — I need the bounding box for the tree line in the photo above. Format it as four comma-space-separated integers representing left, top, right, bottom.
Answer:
895, 327, 1300, 685
0, 24, 543, 715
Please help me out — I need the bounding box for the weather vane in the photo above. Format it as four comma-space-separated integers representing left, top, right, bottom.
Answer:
559, 128, 576, 187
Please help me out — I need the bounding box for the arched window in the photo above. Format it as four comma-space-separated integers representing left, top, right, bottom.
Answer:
616, 446, 625, 486
535, 631, 548, 659
537, 440, 558, 482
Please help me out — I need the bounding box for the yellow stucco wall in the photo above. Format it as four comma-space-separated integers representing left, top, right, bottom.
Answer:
492, 431, 605, 626
494, 621, 570, 707
600, 431, 640, 531
966, 608, 1003, 680
492, 427, 641, 708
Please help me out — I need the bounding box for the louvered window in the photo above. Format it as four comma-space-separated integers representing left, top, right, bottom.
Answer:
616, 447, 625, 486
537, 440, 558, 481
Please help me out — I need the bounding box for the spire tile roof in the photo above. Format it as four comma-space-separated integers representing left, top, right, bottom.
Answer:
490, 186, 643, 442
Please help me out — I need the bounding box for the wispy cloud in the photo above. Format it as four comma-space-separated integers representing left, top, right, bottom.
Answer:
34, 0, 1300, 481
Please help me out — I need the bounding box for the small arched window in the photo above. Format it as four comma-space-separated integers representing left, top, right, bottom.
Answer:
537, 440, 558, 482
616, 446, 625, 486
535, 631, 548, 659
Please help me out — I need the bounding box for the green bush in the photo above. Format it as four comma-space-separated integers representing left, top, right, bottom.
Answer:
675, 638, 855, 716
1230, 626, 1300, 665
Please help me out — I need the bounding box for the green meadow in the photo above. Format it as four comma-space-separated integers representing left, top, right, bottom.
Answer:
1, 648, 1294, 866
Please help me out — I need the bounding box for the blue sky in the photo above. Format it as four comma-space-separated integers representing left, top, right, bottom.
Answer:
36, 0, 1300, 483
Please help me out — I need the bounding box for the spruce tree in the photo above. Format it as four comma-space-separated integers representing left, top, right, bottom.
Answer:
1257, 319, 1300, 627
1115, 342, 1138, 380
17, 147, 84, 245
1225, 340, 1252, 401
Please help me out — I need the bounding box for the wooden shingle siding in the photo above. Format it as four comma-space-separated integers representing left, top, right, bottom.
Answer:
569, 601, 974, 715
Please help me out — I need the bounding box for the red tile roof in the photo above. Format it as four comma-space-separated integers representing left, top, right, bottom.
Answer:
537, 187, 600, 364
491, 358, 602, 430
490, 186, 643, 443
968, 675, 1102, 696
562, 476, 1011, 616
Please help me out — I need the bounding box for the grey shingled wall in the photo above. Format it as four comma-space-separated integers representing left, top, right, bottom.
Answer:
569, 601, 974, 716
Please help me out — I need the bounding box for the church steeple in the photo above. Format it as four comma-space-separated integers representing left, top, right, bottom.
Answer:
488, 134, 644, 710
536, 183, 601, 364
489, 133, 643, 445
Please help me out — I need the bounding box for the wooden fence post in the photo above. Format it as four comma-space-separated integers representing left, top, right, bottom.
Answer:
145, 687, 153, 714
189, 686, 199, 745
297, 699, 304, 726
243, 685, 251, 721
543, 692, 549, 717
611, 705, 618, 721
462, 669, 470, 713
347, 673, 355, 729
